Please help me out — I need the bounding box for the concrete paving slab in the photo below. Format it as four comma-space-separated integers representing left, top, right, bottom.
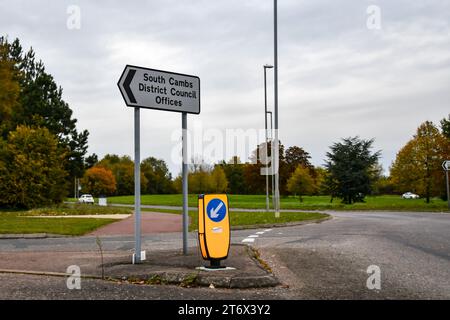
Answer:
0, 245, 278, 289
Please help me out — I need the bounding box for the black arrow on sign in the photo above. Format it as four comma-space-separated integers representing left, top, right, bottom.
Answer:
124, 69, 137, 103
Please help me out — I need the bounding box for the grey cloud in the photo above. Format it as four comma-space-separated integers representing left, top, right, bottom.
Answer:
0, 0, 449, 175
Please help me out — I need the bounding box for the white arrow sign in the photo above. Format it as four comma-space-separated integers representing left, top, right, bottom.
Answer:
117, 65, 200, 114
443, 160, 450, 171
209, 201, 224, 219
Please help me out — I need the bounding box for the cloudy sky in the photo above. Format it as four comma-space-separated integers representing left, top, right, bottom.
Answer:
1, 0, 449, 176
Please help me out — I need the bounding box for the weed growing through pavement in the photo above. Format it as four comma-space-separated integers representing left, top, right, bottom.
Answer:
96, 236, 105, 280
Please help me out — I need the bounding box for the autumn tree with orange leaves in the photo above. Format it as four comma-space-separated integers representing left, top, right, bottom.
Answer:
390, 121, 450, 202
81, 166, 116, 197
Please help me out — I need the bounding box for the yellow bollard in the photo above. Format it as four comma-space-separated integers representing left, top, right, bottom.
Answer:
198, 194, 230, 268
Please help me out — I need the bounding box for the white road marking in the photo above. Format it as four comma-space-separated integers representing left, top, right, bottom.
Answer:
242, 229, 272, 243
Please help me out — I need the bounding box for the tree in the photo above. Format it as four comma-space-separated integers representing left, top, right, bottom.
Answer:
114, 162, 135, 195
369, 163, 384, 189
0, 126, 67, 208
286, 165, 316, 202
0, 41, 20, 136
188, 169, 212, 194
312, 166, 328, 195
322, 167, 339, 202
325, 136, 381, 204
372, 176, 396, 195
0, 36, 94, 192
390, 121, 450, 202
81, 166, 116, 197
284, 145, 315, 195
185, 157, 227, 194
84, 153, 98, 169
440, 114, 450, 139
98, 154, 147, 195
247, 141, 289, 195
209, 166, 228, 193
141, 156, 174, 194
173, 158, 229, 194
285, 146, 313, 173
219, 157, 246, 194
172, 175, 182, 194
99, 155, 134, 195
242, 162, 265, 194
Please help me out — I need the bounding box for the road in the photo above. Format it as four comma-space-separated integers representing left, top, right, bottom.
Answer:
0, 211, 449, 299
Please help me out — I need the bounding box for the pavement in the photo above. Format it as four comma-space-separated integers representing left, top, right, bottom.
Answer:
0, 244, 278, 289
88, 211, 184, 236
0, 210, 449, 299
5, 211, 183, 238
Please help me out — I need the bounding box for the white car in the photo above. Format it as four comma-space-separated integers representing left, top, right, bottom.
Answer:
402, 192, 419, 199
78, 194, 95, 204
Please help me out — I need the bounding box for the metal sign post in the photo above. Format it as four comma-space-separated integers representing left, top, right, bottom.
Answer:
443, 160, 450, 210
134, 107, 141, 263
182, 112, 189, 255
118, 65, 200, 262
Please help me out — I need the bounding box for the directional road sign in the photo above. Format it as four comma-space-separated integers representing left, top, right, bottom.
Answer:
442, 160, 450, 171
117, 64, 201, 262
118, 65, 200, 114
206, 198, 227, 222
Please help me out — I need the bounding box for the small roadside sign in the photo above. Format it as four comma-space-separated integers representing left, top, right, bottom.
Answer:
444, 160, 450, 210
117, 65, 200, 114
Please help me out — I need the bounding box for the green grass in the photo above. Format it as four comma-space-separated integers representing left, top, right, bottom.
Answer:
0, 204, 131, 235
0, 212, 116, 236
102, 194, 449, 212
23, 203, 132, 216
228, 211, 328, 230
139, 207, 329, 231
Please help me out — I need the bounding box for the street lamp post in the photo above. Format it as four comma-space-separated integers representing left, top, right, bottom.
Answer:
267, 111, 275, 209
273, 0, 280, 217
264, 64, 274, 212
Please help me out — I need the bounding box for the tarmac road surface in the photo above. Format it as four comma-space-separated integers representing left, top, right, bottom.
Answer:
0, 211, 449, 299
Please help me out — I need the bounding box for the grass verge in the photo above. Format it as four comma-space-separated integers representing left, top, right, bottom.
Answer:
139, 207, 329, 231
22, 203, 131, 216
0, 213, 116, 236
0, 204, 131, 235
98, 194, 449, 212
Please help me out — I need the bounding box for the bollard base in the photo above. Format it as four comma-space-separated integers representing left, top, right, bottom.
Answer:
196, 259, 235, 271
205, 259, 226, 270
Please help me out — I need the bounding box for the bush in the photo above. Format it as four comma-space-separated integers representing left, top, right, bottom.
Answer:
0, 125, 68, 208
